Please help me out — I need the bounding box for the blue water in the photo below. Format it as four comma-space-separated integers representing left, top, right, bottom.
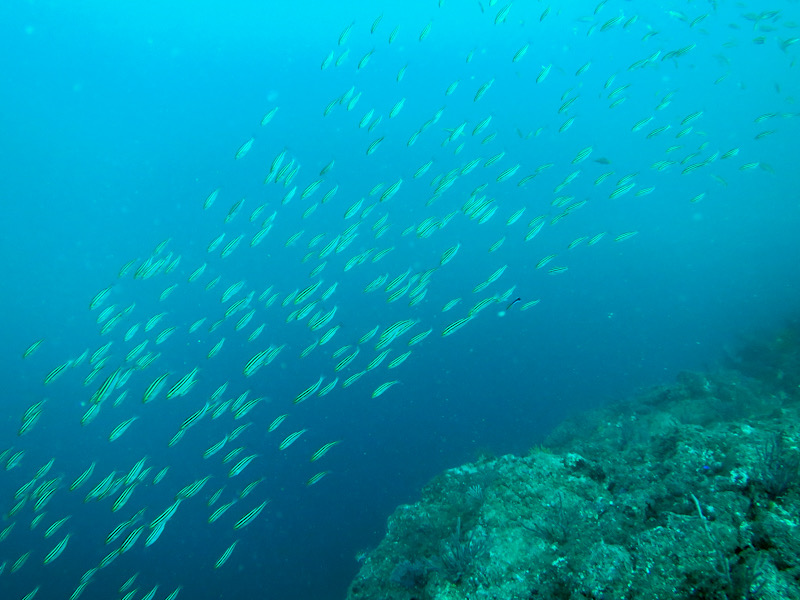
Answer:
1, 1, 798, 599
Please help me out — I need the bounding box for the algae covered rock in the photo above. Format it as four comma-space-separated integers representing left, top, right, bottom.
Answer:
346, 331, 800, 600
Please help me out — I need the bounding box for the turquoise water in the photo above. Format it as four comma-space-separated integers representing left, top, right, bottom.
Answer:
1, 1, 798, 599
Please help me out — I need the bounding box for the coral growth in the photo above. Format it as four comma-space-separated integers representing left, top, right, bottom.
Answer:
346, 328, 800, 600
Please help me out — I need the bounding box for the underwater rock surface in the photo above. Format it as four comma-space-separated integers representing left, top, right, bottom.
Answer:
346, 327, 800, 600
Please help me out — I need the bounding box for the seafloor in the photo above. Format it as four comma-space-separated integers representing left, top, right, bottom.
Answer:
345, 321, 800, 600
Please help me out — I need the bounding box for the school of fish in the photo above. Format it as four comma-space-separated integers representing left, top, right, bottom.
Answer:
3, 1, 798, 598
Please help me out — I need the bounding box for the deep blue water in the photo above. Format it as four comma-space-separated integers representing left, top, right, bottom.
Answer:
1, 1, 798, 599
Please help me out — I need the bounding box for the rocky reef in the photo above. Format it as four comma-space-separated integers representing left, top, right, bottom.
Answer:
345, 321, 800, 600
